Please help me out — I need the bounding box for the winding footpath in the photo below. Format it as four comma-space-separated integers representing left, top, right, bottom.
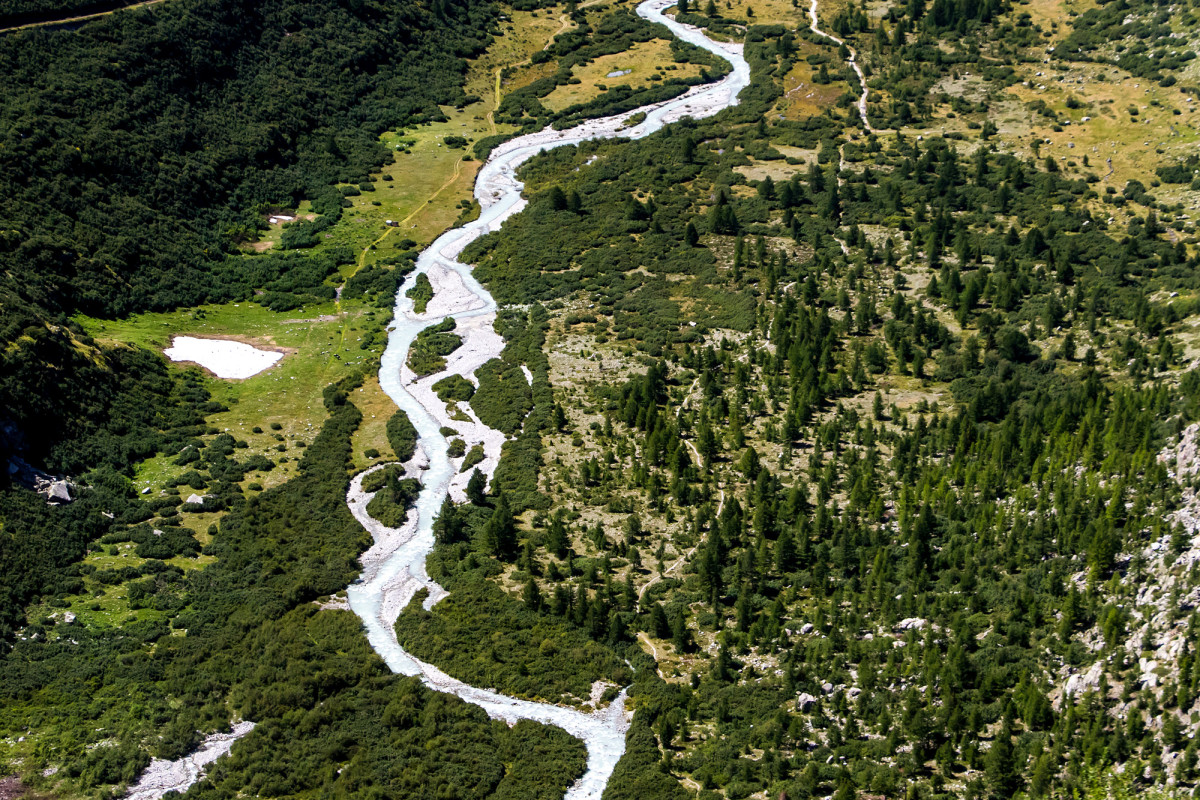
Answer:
0, 0, 167, 33
807, 0, 874, 132
341, 2, 750, 799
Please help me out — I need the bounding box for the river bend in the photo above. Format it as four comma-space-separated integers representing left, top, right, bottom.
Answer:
345, 2, 749, 798
126, 3, 749, 799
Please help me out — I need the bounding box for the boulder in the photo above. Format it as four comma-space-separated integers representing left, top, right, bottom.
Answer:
47, 481, 72, 503
1063, 661, 1104, 698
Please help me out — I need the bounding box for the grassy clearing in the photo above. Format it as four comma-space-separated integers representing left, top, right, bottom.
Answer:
882, 33, 1200, 231
22, 539, 217, 636
989, 61, 1200, 229
773, 41, 849, 121
246, 210, 316, 253
77, 298, 387, 494
470, 7, 572, 112
734, 158, 805, 182
311, 116, 483, 276
349, 374, 402, 472
1018, 0, 1098, 44
1004, 68, 1199, 177
736, 0, 809, 27
486, 0, 676, 117
495, 59, 560, 103
60, 298, 391, 627
541, 38, 704, 112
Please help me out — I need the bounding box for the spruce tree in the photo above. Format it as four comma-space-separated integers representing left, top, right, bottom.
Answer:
486, 493, 518, 560
466, 468, 487, 505
523, 577, 542, 612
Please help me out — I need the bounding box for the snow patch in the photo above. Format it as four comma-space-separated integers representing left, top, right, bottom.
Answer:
163, 337, 282, 379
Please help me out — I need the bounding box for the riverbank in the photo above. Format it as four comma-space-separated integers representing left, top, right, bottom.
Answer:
123, 722, 255, 800
343, 1, 751, 798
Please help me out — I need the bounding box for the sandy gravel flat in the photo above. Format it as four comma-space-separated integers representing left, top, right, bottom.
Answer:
123, 722, 255, 800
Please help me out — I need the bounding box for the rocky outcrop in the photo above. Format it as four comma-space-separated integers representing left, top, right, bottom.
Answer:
46, 480, 72, 503
1050, 422, 1200, 782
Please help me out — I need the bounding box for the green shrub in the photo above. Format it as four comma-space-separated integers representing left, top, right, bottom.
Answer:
386, 409, 418, 462
433, 374, 476, 402
460, 444, 486, 472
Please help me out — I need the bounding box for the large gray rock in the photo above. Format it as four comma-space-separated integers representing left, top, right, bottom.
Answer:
1063, 661, 1104, 699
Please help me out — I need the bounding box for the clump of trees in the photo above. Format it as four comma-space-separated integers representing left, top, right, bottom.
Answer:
408, 318, 463, 376
386, 409, 418, 463
365, 464, 421, 528
407, 273, 435, 313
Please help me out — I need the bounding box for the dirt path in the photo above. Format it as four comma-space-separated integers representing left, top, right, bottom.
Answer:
829, 143, 852, 255
349, 155, 466, 283
807, 0, 874, 132
633, 438, 724, 677
636, 632, 668, 680
683, 438, 725, 517
487, 66, 504, 135
0, 0, 166, 32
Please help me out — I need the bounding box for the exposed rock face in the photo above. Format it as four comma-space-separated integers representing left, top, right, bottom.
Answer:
5, 456, 74, 504
1062, 661, 1105, 701
47, 480, 72, 503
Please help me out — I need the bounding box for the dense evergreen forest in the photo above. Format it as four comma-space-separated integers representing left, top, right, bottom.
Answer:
0, 0, 499, 320
4, 0, 1200, 796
